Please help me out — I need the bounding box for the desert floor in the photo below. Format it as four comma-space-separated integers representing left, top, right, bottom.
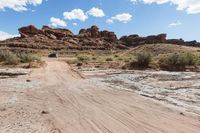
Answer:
0, 58, 200, 133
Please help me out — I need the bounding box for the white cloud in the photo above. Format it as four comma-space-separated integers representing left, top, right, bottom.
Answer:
106, 19, 114, 24
0, 31, 19, 41
50, 17, 66, 27
87, 7, 105, 17
0, 0, 43, 12
168, 20, 182, 27
63, 9, 88, 21
134, 0, 200, 14
109, 13, 132, 23
72, 23, 77, 26
130, 0, 137, 4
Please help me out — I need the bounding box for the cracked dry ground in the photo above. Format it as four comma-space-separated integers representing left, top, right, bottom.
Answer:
0, 59, 200, 133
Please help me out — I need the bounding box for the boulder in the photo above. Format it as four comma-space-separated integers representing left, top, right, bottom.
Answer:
48, 53, 58, 58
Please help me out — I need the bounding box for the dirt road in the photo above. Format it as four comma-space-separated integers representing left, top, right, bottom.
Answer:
0, 59, 200, 133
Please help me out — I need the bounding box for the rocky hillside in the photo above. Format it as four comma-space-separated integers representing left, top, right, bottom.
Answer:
0, 25, 199, 51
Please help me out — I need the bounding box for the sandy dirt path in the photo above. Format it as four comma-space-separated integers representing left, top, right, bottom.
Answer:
0, 59, 200, 133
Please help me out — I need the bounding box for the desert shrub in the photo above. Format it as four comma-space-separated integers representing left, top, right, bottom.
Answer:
114, 55, 119, 58
124, 58, 130, 62
135, 50, 152, 67
66, 59, 80, 64
0, 50, 19, 65
17, 53, 41, 63
92, 57, 97, 60
197, 59, 200, 65
183, 52, 197, 66
106, 57, 113, 61
117, 57, 123, 61
5, 54, 19, 65
0, 50, 11, 62
77, 54, 91, 62
159, 52, 198, 70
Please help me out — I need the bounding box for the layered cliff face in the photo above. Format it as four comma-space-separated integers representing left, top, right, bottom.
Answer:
0, 25, 199, 51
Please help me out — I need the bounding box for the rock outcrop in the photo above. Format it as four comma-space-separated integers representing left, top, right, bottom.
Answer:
79, 26, 117, 42
18, 25, 43, 38
1, 25, 123, 50
42, 26, 73, 39
1, 25, 199, 51
119, 34, 167, 46
166, 39, 185, 45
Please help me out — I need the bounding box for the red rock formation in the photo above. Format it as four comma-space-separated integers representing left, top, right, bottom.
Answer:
18, 25, 43, 37
120, 34, 167, 46
1, 25, 199, 51
78, 25, 117, 42
91, 25, 100, 38
100, 31, 117, 42
42, 26, 73, 39
166, 39, 184, 45
145, 34, 167, 44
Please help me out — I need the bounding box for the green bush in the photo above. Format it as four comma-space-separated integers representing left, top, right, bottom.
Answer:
159, 52, 199, 70
114, 55, 119, 58
135, 51, 152, 67
117, 57, 123, 61
17, 53, 41, 63
197, 59, 200, 65
92, 57, 97, 60
183, 52, 197, 66
0, 50, 19, 65
77, 54, 91, 62
0, 50, 41, 65
106, 57, 113, 62
66, 59, 80, 64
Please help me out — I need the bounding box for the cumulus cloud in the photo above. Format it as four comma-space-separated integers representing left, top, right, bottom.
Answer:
106, 19, 114, 24
107, 13, 132, 24
0, 31, 19, 40
63, 9, 88, 21
87, 7, 105, 17
133, 0, 200, 14
50, 17, 66, 27
168, 20, 182, 27
0, 0, 43, 12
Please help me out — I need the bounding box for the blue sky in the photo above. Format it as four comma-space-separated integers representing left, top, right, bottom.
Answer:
0, 0, 200, 41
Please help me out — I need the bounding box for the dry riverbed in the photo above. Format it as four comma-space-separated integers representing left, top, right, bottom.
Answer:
81, 68, 200, 116
0, 58, 200, 133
